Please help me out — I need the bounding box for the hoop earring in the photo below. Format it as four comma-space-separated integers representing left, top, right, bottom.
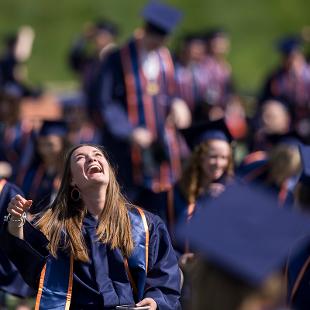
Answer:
71, 186, 81, 202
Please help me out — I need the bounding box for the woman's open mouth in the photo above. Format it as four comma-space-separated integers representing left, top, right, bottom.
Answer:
87, 165, 103, 175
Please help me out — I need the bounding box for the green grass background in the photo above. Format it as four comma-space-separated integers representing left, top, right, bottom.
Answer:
0, 0, 309, 95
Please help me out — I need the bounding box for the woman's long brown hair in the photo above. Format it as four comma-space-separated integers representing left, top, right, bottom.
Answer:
179, 141, 234, 204
35, 144, 134, 262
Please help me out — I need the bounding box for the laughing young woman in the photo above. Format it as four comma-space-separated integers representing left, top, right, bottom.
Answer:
1, 144, 181, 310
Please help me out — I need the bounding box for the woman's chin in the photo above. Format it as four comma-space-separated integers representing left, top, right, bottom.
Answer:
211, 171, 224, 181
87, 173, 109, 185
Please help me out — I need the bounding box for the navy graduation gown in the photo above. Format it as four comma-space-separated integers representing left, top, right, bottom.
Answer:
0, 180, 35, 297
202, 56, 233, 108
287, 243, 310, 310
260, 65, 310, 142
0, 122, 33, 177
136, 183, 219, 256
174, 60, 210, 115
135, 185, 188, 236
0, 209, 181, 309
15, 161, 59, 214
92, 38, 182, 198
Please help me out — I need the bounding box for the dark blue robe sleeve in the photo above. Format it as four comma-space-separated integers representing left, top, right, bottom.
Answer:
144, 213, 181, 310
0, 181, 36, 296
93, 50, 134, 140
0, 221, 49, 289
104, 103, 134, 140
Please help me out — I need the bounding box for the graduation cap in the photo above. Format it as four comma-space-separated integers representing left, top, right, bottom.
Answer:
276, 35, 302, 56
60, 92, 86, 109
176, 183, 310, 286
0, 83, 23, 100
261, 96, 290, 112
298, 144, 310, 185
180, 118, 233, 151
265, 130, 302, 148
38, 120, 68, 137
94, 19, 119, 36
141, 1, 183, 35
204, 27, 228, 41
182, 32, 205, 44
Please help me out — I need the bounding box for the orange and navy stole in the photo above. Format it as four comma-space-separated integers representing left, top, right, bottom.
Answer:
35, 255, 73, 310
125, 207, 149, 301
120, 38, 181, 192
35, 207, 149, 308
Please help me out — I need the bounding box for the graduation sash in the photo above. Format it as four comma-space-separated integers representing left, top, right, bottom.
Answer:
35, 207, 149, 309
286, 245, 310, 305
120, 38, 181, 191
125, 207, 149, 301
35, 255, 73, 310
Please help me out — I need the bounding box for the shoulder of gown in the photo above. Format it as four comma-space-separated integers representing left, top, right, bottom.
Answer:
143, 210, 182, 309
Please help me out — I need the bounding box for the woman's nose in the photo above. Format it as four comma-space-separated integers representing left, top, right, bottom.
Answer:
86, 154, 97, 162
214, 158, 221, 166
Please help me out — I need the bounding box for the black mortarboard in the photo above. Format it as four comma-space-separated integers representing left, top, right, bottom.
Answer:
38, 120, 68, 137
277, 36, 302, 56
141, 1, 183, 35
60, 92, 86, 109
180, 118, 233, 151
182, 32, 205, 44
299, 144, 310, 186
94, 19, 119, 36
0, 83, 23, 100
176, 183, 310, 285
265, 130, 302, 148
204, 27, 228, 41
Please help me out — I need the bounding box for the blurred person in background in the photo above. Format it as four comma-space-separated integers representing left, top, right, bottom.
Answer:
249, 98, 292, 152
92, 1, 190, 201
286, 144, 310, 310
61, 94, 102, 146
69, 18, 119, 119
137, 118, 234, 243
0, 26, 37, 97
238, 134, 301, 207
0, 84, 34, 179
260, 36, 310, 143
203, 28, 234, 116
174, 32, 210, 118
177, 183, 310, 310
14, 120, 69, 214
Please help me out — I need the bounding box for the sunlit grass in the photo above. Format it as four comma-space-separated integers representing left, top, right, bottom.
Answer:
0, 0, 309, 94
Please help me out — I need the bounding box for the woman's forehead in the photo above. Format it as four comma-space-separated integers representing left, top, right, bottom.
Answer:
207, 139, 230, 148
72, 145, 102, 156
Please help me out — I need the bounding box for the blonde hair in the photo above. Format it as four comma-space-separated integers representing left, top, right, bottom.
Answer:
35, 144, 134, 262
267, 144, 301, 187
179, 142, 234, 204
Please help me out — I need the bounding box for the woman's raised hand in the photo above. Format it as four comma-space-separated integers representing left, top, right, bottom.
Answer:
7, 194, 32, 219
